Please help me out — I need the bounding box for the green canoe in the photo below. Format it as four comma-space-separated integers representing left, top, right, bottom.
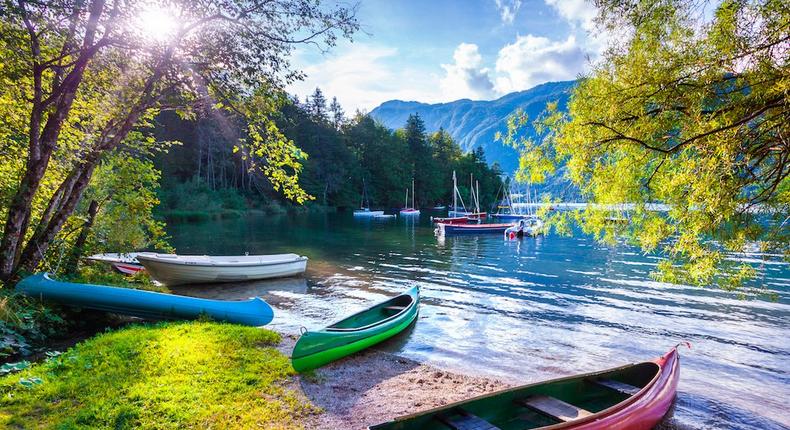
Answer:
291, 286, 419, 372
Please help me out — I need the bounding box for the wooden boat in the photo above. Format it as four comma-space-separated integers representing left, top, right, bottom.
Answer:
136, 253, 308, 286
370, 344, 688, 430
432, 216, 473, 225
16, 273, 274, 326
436, 223, 515, 236
291, 286, 419, 372
86, 252, 146, 275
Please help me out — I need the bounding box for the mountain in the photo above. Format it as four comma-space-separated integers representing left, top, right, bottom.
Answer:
370, 80, 576, 176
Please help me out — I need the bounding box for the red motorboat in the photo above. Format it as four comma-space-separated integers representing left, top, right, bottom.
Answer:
370, 344, 688, 430
432, 216, 475, 225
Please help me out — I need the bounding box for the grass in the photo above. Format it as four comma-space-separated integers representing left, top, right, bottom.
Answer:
0, 322, 317, 429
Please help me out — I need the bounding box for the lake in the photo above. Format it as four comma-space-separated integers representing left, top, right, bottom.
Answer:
167, 211, 789, 430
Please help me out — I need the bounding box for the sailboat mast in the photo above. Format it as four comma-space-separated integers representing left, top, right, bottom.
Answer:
411, 178, 415, 209
404, 187, 408, 208
475, 180, 480, 212
452, 171, 457, 213
469, 174, 473, 213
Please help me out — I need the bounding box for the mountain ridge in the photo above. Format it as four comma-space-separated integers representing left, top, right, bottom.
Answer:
369, 80, 577, 175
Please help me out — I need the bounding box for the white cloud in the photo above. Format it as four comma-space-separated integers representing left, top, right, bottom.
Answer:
494, 35, 587, 93
439, 43, 496, 100
495, 0, 522, 24
288, 44, 441, 112
544, 0, 597, 31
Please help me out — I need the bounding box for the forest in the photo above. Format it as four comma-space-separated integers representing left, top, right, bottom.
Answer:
154, 88, 504, 219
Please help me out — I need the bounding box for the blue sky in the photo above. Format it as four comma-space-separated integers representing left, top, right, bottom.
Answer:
288, 0, 604, 112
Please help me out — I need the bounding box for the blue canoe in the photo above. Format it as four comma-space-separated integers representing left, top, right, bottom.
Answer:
16, 273, 274, 326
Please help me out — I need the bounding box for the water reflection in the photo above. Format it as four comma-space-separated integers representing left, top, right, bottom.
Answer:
167, 212, 790, 429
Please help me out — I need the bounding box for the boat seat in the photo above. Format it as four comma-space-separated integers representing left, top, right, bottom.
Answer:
516, 395, 592, 422
382, 306, 406, 312
592, 378, 642, 396
435, 409, 501, 430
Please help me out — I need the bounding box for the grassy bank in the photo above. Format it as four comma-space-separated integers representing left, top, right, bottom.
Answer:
0, 322, 316, 429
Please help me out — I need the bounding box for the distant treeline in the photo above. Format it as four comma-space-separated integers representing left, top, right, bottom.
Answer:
153, 88, 504, 214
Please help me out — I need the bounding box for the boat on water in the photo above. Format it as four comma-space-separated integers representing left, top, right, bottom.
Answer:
136, 253, 308, 286
354, 178, 385, 217
505, 217, 545, 239
86, 252, 145, 275
442, 171, 486, 221
354, 208, 385, 217
16, 273, 274, 326
399, 179, 420, 216
291, 286, 419, 372
369, 344, 688, 430
431, 216, 475, 225
436, 223, 515, 236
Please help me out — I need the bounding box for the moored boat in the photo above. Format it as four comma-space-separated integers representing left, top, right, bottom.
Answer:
400, 179, 420, 216
354, 208, 386, 217
369, 344, 688, 430
136, 253, 308, 286
354, 178, 385, 217
291, 286, 419, 372
432, 216, 474, 225
16, 273, 274, 326
436, 223, 515, 236
86, 252, 146, 275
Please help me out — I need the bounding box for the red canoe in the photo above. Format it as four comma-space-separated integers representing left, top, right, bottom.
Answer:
369, 344, 687, 430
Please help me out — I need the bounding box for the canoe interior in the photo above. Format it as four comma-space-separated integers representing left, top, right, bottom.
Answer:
328, 294, 413, 330
370, 362, 659, 430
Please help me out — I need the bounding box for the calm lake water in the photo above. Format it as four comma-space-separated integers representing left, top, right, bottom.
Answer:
167, 211, 789, 430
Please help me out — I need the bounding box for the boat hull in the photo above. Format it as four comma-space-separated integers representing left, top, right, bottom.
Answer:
436, 223, 514, 235
369, 347, 682, 430
354, 210, 385, 217
399, 209, 420, 216
15, 273, 274, 326
292, 286, 419, 372
432, 216, 473, 225
137, 254, 307, 286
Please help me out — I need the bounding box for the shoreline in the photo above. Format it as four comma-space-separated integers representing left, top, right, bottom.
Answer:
277, 334, 512, 429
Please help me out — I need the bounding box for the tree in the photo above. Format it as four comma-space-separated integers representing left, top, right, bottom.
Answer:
329, 96, 345, 130
0, 0, 358, 282
308, 87, 329, 123
503, 0, 788, 290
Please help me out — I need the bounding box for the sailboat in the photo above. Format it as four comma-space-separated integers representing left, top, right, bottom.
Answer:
353, 178, 384, 217
399, 179, 420, 216
447, 173, 487, 220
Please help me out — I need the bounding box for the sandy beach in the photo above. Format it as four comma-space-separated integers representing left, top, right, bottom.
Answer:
278, 334, 511, 429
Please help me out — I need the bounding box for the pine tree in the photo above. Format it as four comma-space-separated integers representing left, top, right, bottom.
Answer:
329, 97, 345, 130
309, 88, 328, 123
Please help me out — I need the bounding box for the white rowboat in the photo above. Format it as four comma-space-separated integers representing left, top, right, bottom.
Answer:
136, 253, 308, 286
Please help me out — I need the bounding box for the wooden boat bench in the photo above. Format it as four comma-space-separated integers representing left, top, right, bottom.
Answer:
435, 408, 501, 430
591, 378, 642, 396
382, 306, 407, 312
516, 395, 592, 422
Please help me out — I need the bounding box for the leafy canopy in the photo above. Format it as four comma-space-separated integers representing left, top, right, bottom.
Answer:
502, 0, 789, 290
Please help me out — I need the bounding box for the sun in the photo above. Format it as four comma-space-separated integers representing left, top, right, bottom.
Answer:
135, 4, 178, 42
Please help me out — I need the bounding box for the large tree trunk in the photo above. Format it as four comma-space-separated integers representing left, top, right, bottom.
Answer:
0, 0, 106, 282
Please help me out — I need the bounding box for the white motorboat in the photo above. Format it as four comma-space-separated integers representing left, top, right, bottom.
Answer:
86, 253, 146, 275
135, 253, 308, 286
